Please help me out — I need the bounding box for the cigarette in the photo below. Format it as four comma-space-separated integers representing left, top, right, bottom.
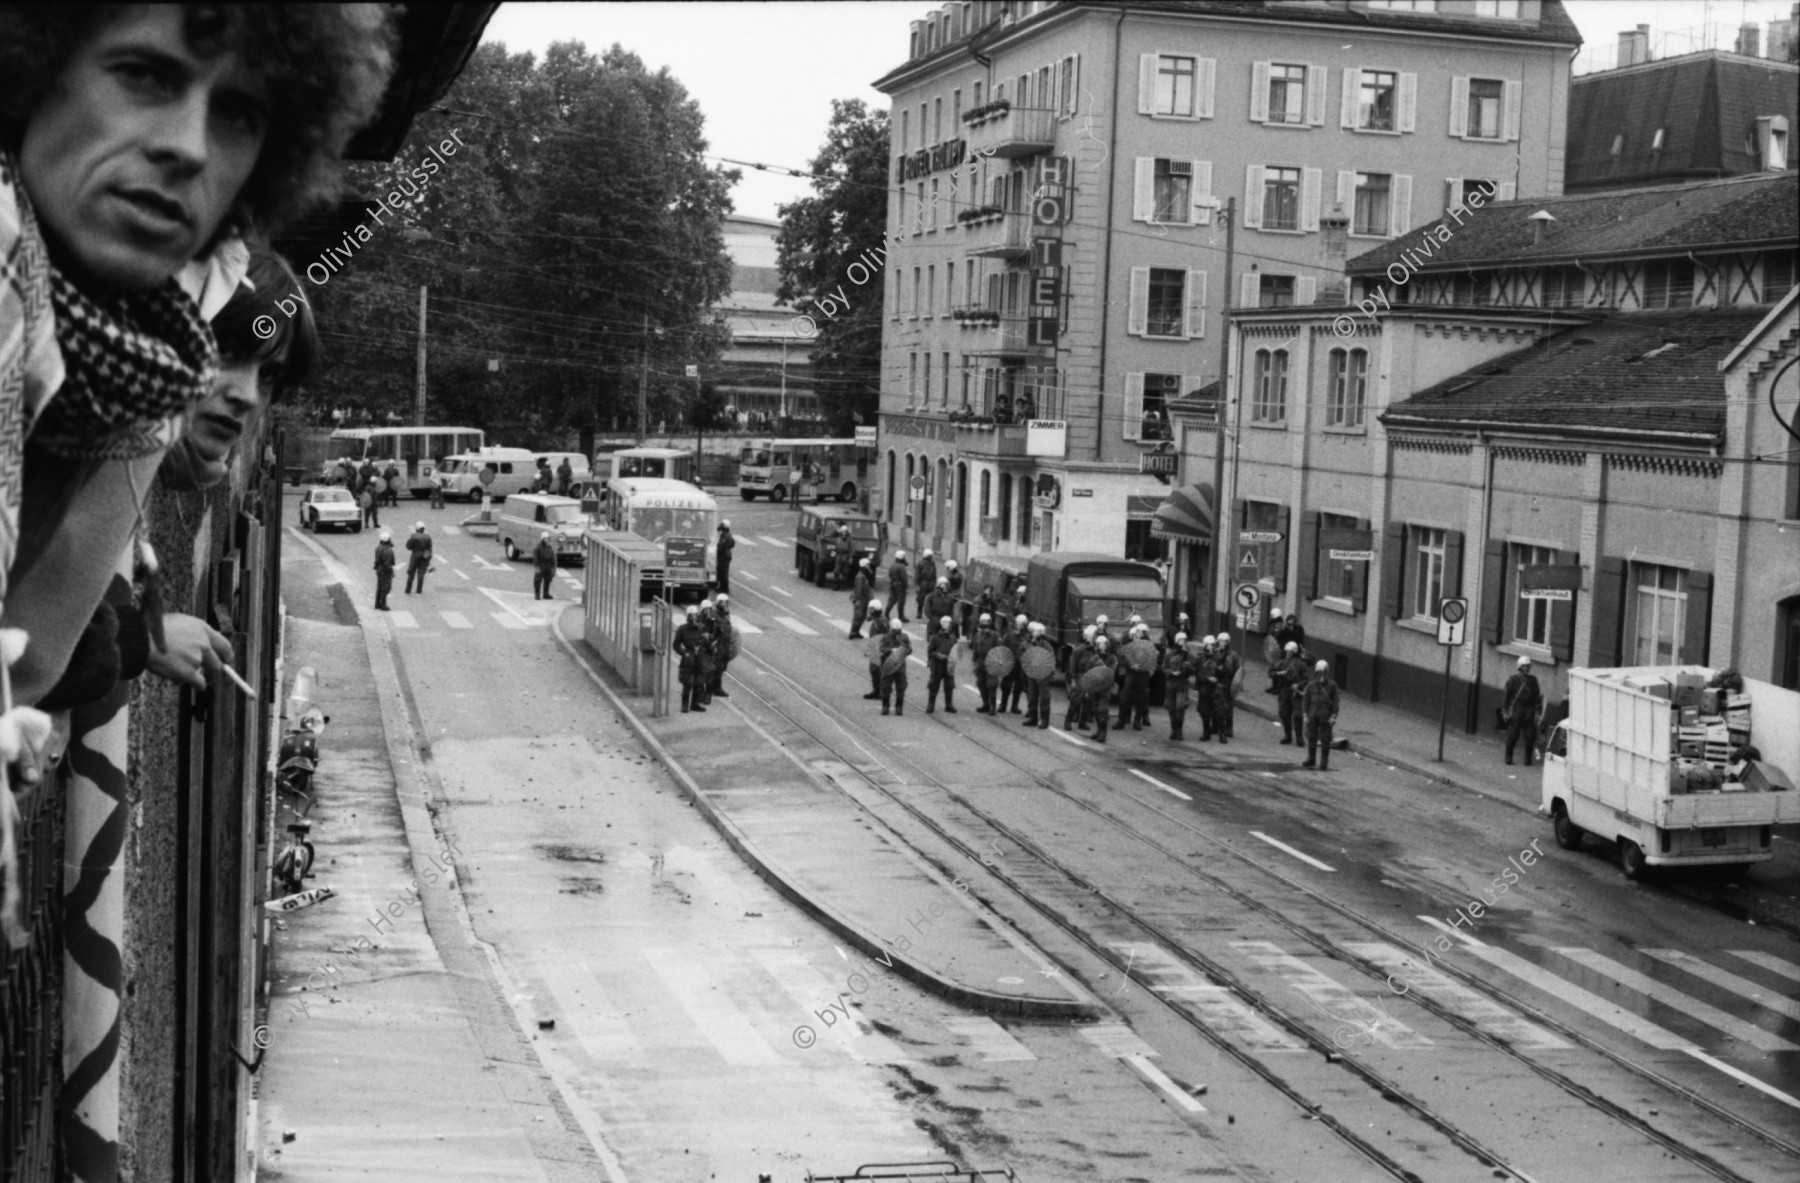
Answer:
219, 663, 258, 701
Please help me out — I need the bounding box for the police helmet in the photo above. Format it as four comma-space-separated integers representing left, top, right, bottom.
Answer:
946, 559, 958, 570
940, 615, 953, 628
979, 613, 992, 624
1173, 632, 1187, 644
937, 576, 949, 587
890, 619, 906, 632
1082, 625, 1097, 641
1028, 621, 1045, 635
868, 598, 882, 612
1315, 660, 1329, 672
923, 548, 933, 558
1095, 635, 1109, 649
1095, 614, 1109, 625
859, 556, 870, 567
895, 549, 906, 560
716, 594, 729, 605
1284, 641, 1299, 653
1015, 613, 1028, 626
1129, 614, 1143, 625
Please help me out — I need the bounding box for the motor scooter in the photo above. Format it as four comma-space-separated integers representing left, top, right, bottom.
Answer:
276, 706, 326, 815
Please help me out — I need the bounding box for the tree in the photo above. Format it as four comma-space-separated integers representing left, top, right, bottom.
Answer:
290, 41, 737, 448
775, 100, 890, 434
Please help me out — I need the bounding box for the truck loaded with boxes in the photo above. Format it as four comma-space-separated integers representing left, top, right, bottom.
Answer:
1540, 665, 1800, 878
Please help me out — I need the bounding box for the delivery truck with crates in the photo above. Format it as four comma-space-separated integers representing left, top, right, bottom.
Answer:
1540, 665, 1800, 878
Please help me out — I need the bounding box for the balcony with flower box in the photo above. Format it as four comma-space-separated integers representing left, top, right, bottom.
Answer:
957, 313, 1030, 358
961, 209, 1031, 260
963, 103, 1056, 160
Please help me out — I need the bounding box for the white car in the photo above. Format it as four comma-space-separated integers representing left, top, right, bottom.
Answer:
299, 487, 364, 533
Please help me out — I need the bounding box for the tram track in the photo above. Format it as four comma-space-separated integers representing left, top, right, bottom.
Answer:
720, 582, 1800, 1183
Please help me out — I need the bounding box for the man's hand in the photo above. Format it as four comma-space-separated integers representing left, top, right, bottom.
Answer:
147, 613, 233, 691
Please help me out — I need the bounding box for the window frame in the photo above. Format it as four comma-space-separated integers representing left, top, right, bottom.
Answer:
1268, 62, 1307, 125
1259, 274, 1297, 309
1320, 510, 1360, 602
1352, 171, 1391, 237
1358, 69, 1398, 133
1145, 267, 1186, 338
1155, 54, 1199, 118
1410, 526, 1447, 620
1262, 165, 1302, 231
1326, 347, 1368, 427
1153, 158, 1194, 224
1250, 347, 1290, 423
1466, 78, 1504, 140
1511, 543, 1558, 648
1626, 562, 1687, 666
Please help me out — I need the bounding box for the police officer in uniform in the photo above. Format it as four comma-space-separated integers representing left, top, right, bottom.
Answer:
1002, 613, 1029, 714
1301, 660, 1341, 770
1020, 621, 1055, 729
674, 607, 709, 713
1162, 632, 1194, 740
849, 557, 875, 639
924, 577, 957, 638
888, 551, 911, 623
1066, 625, 1098, 731
914, 549, 937, 619
879, 620, 912, 716
862, 599, 889, 699
971, 613, 1001, 714
1086, 635, 1118, 744
1272, 640, 1309, 745
1214, 633, 1242, 741
1116, 623, 1153, 730
1503, 655, 1543, 766
925, 617, 958, 713
709, 594, 734, 700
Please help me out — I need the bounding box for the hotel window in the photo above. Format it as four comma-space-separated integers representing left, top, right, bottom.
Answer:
1133, 372, 1179, 441
1410, 528, 1446, 619
1352, 172, 1391, 236
1259, 274, 1296, 308
1467, 79, 1503, 139
1154, 158, 1193, 223
1512, 543, 1557, 647
1358, 70, 1397, 131
1251, 348, 1289, 422
1154, 54, 1198, 117
1627, 563, 1687, 666
1327, 347, 1367, 426
1262, 166, 1301, 230
1059, 54, 1079, 116
1147, 268, 1185, 337
1267, 63, 1307, 124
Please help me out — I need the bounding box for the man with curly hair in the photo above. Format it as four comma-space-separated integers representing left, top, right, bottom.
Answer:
0, 3, 396, 707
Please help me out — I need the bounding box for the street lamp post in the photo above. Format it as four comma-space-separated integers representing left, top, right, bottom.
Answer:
1208, 198, 1237, 646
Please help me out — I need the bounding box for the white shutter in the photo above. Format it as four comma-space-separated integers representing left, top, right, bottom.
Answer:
1337, 169, 1356, 210
1190, 160, 1213, 224
1341, 68, 1359, 128
1297, 276, 1317, 305
1502, 79, 1523, 142
1301, 167, 1322, 232
1067, 54, 1081, 116
1449, 77, 1469, 138
1128, 267, 1150, 335
1240, 271, 1260, 308
1306, 65, 1327, 125
1497, 181, 1516, 202
1184, 270, 1207, 338
1398, 72, 1417, 133
1123, 374, 1145, 440
1198, 59, 1217, 119
1133, 158, 1157, 221
1391, 174, 1412, 236
1447, 178, 1465, 211
1243, 164, 1264, 228
1139, 54, 1159, 114
1250, 61, 1270, 122
1053, 58, 1064, 117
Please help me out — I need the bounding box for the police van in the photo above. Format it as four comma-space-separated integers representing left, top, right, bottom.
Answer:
497, 493, 587, 564
435, 447, 537, 502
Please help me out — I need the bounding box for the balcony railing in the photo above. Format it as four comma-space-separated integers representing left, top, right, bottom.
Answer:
959, 315, 1030, 357
962, 210, 1031, 259
964, 105, 1057, 160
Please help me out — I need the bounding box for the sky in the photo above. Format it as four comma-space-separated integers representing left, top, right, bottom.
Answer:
479, 0, 1800, 221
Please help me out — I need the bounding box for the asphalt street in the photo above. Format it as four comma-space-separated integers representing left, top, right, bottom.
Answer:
275, 491, 1800, 1183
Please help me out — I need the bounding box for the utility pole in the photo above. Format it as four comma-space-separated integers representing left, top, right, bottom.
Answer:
637, 312, 650, 445
414, 284, 428, 426
1208, 198, 1237, 641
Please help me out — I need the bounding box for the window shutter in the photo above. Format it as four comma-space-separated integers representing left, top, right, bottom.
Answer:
1482, 538, 1508, 643
1297, 276, 1317, 305
1133, 158, 1157, 221
1299, 510, 1321, 599
1198, 59, 1216, 118
1497, 181, 1516, 202
1139, 54, 1159, 114
1444, 530, 1465, 599
1681, 570, 1713, 665
1449, 77, 1469, 137
1502, 80, 1523, 143
1306, 65, 1327, 126
1185, 270, 1208, 338
1191, 160, 1214, 223
1392, 174, 1412, 236
1250, 61, 1271, 122
1272, 504, 1291, 590
1398, 72, 1417, 133
1550, 548, 1578, 661
1240, 271, 1260, 307
1128, 267, 1150, 335
1447, 178, 1465, 211
1053, 58, 1064, 117
1589, 557, 1626, 667
1351, 517, 1372, 612
1070, 55, 1081, 116
1123, 373, 1145, 440
1340, 68, 1359, 128
1382, 521, 1407, 619
1337, 169, 1356, 210
1243, 165, 1264, 228
1301, 167, 1322, 232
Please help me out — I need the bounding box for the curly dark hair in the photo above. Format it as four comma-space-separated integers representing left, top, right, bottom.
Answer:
0, 3, 397, 239
212, 247, 318, 400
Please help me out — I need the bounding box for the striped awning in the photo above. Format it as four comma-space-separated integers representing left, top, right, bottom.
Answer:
1150, 482, 1213, 543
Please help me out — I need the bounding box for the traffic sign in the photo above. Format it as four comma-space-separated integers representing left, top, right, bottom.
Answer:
1235, 583, 1260, 610
1238, 548, 1259, 569
908, 474, 926, 501
1239, 530, 1283, 544
1436, 596, 1468, 646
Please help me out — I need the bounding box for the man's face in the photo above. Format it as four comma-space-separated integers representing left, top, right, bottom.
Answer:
186, 359, 265, 467
20, 6, 270, 292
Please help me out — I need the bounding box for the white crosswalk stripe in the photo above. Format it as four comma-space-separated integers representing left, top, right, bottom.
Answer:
440, 611, 473, 630
1640, 949, 1800, 1022
1112, 942, 1303, 1051
490, 611, 527, 630
732, 536, 757, 547
941, 1016, 1035, 1062
774, 616, 818, 636
441, 525, 462, 535
756, 535, 787, 548
1552, 947, 1799, 1053
389, 610, 417, 629
806, 605, 833, 618
1232, 940, 1431, 1049
641, 947, 782, 1066
734, 620, 763, 635
743, 947, 912, 1064
1343, 942, 1569, 1049
1728, 949, 1800, 984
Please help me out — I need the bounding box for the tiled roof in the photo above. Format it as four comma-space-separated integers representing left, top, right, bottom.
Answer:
1381, 307, 1772, 439
1567, 52, 1800, 190
876, 0, 1580, 89
1347, 171, 1798, 275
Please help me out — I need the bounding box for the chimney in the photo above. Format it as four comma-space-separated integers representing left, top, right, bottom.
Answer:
1736, 22, 1762, 56
1618, 24, 1652, 66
